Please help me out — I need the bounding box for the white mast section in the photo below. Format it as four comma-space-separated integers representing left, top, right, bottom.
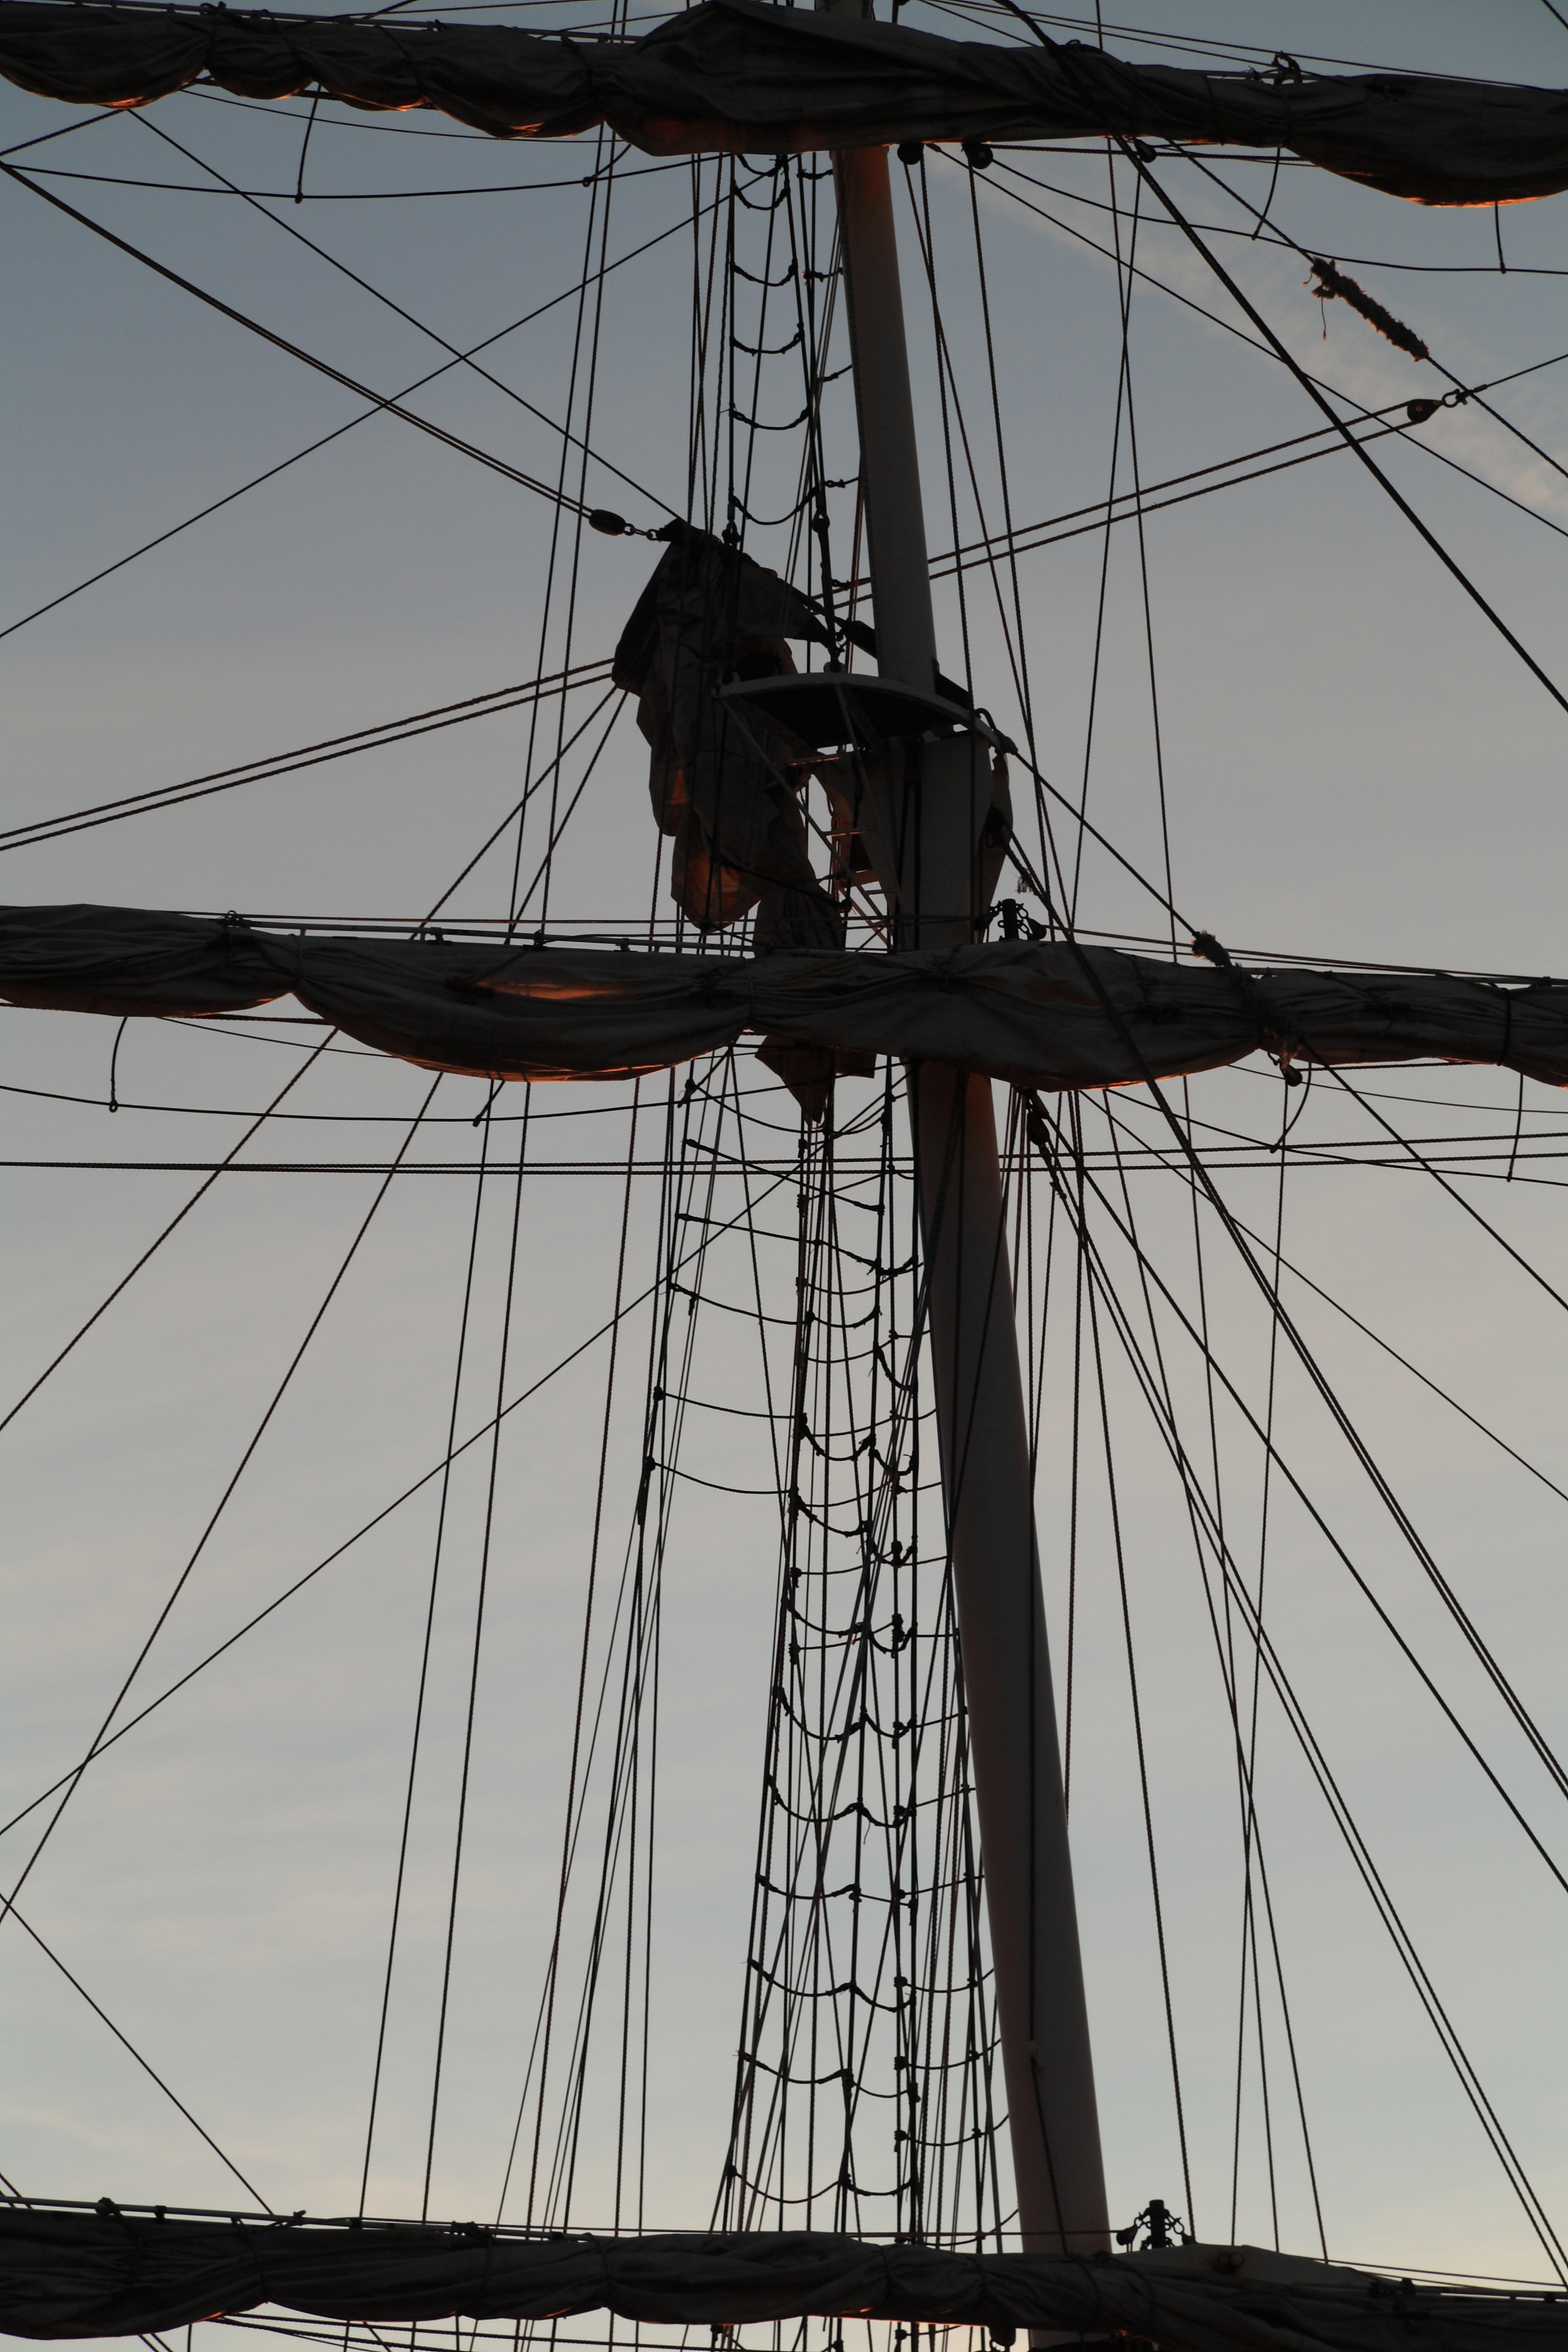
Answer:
818, 18, 1111, 2258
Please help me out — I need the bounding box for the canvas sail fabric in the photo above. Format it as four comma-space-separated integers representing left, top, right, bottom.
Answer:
611, 525, 843, 952
1, 2210, 1565, 2349
3, 904, 1568, 1095
5, 0, 1568, 205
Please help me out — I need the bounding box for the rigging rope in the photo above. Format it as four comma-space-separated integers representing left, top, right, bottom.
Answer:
126, 107, 671, 527
0, 191, 732, 649
1048, 945, 1568, 1825
1104, 143, 1568, 725
0, 164, 632, 523
0, 1899, 272, 2206
1025, 1089, 1566, 2275
357, 1107, 494, 2215
0, 664, 614, 853
0, 1175, 799, 1856
0, 1074, 444, 1937
0, 1035, 338, 1438
422, 1103, 530, 2215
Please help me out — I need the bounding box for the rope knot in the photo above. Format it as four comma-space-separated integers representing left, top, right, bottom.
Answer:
1193, 933, 1303, 1080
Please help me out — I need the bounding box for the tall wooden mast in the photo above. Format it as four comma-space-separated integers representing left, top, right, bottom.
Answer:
819, 26, 1111, 2257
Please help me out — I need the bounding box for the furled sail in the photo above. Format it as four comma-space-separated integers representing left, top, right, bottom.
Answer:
612, 522, 842, 951
2, 2209, 1565, 2348
4, 0, 1568, 204
3, 905, 1566, 1096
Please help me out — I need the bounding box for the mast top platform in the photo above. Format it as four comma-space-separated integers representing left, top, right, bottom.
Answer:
717, 671, 1005, 751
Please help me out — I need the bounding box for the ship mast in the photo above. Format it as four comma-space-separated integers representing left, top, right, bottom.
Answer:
820, 10, 1111, 2258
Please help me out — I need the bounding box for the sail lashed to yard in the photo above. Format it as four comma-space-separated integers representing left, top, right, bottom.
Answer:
6, 0, 1568, 204
2, 2207, 1567, 2350
2, 906, 1567, 1096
